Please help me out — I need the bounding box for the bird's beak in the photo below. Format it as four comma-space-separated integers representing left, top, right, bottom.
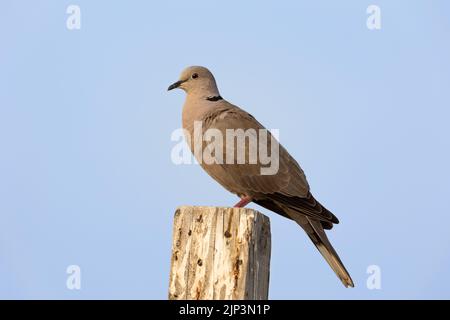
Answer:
167, 80, 185, 91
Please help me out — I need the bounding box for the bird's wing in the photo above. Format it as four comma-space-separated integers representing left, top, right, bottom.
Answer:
201, 101, 338, 224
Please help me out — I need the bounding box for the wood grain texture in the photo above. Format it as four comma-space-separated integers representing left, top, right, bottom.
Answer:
168, 206, 271, 300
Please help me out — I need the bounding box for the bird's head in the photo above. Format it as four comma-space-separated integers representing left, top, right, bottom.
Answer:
168, 66, 220, 98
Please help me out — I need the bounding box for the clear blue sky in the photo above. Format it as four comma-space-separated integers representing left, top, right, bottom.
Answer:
1, 1, 450, 299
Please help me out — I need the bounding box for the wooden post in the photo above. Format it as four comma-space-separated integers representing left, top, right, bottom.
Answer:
168, 206, 271, 300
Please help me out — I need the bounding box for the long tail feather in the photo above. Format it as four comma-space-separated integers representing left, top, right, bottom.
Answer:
306, 218, 354, 287
283, 206, 354, 287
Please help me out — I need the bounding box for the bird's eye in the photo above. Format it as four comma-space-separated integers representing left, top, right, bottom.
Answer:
192, 73, 199, 79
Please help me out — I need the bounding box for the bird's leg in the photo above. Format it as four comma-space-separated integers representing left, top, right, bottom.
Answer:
234, 196, 252, 208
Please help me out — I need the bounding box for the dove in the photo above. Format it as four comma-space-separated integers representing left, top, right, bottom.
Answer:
168, 66, 354, 287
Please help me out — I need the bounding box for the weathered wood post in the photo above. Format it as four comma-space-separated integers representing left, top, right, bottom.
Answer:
168, 206, 271, 300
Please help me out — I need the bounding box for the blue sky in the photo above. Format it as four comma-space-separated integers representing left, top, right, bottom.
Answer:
1, 1, 450, 299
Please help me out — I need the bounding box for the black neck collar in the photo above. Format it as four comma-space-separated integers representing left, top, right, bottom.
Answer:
206, 95, 223, 101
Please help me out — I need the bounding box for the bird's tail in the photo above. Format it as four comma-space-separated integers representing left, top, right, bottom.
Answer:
282, 206, 354, 288
305, 217, 354, 287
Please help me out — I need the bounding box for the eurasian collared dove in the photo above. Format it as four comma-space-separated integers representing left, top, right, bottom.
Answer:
168, 66, 354, 288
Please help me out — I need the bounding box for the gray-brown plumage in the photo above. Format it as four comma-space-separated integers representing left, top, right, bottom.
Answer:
168, 66, 354, 287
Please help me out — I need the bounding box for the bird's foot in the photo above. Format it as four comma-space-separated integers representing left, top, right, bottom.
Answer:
234, 196, 252, 208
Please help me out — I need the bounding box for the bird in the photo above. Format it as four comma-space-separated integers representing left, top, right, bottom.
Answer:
168, 66, 354, 288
